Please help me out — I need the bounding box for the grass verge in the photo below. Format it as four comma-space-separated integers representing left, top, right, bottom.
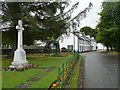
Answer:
106, 51, 119, 57
69, 55, 84, 88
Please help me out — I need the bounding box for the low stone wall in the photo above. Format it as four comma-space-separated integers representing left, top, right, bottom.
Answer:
2, 49, 45, 55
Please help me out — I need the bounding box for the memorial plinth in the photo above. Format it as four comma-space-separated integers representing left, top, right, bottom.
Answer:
9, 20, 28, 68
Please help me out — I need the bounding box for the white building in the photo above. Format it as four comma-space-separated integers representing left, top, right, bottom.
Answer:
59, 33, 78, 51
91, 37, 97, 51
59, 32, 97, 52
79, 34, 91, 52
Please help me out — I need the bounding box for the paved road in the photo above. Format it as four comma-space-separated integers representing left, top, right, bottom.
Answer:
81, 51, 118, 88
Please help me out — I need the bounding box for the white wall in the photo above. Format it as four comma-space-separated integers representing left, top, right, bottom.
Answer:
59, 33, 97, 52
59, 33, 78, 51
97, 43, 106, 50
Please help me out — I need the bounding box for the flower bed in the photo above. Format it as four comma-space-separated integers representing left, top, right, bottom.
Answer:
3, 64, 39, 72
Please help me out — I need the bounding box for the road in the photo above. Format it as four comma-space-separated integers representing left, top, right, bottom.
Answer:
80, 50, 118, 88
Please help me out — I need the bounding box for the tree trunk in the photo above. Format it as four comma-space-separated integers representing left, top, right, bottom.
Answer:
106, 46, 109, 51
110, 46, 113, 51
44, 41, 51, 54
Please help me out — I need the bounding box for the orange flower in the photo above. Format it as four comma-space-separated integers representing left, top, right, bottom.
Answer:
53, 84, 57, 87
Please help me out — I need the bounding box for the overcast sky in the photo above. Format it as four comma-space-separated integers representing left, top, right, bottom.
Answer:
70, 0, 103, 29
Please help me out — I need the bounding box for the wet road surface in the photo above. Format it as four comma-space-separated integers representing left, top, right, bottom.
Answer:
80, 51, 118, 88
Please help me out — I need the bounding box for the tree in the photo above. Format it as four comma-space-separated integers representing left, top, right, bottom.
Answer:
80, 26, 97, 38
96, 28, 116, 51
2, 2, 39, 45
1, 2, 67, 45
1, 2, 68, 57
1, 1, 93, 57
2, 2, 37, 58
96, 1, 120, 52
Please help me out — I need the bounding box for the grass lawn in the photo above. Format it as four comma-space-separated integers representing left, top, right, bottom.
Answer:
2, 53, 73, 88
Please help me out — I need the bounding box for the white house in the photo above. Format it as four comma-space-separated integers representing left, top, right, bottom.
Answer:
91, 37, 97, 51
59, 32, 97, 52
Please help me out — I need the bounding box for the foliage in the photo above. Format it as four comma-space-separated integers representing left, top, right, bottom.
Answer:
80, 26, 97, 38
1, 2, 67, 45
1, 1, 93, 57
96, 2, 120, 51
1, 1, 93, 44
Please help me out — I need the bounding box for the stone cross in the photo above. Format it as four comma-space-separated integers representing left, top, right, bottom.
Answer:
16, 20, 24, 49
9, 20, 28, 68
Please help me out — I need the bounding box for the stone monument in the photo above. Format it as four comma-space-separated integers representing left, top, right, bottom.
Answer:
9, 20, 28, 68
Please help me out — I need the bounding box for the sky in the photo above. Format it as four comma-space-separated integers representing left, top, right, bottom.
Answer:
69, 0, 103, 29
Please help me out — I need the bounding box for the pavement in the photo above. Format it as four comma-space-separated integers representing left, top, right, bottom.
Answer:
80, 50, 118, 88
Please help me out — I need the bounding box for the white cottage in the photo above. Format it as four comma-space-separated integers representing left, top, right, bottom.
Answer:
59, 33, 78, 52
59, 32, 97, 52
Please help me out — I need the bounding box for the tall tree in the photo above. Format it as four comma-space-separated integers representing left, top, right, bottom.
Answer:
1, 2, 67, 57
1, 2, 67, 45
80, 26, 97, 38
96, 1, 120, 51
1, 1, 93, 57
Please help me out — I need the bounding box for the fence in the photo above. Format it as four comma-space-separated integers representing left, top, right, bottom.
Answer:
48, 52, 79, 89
